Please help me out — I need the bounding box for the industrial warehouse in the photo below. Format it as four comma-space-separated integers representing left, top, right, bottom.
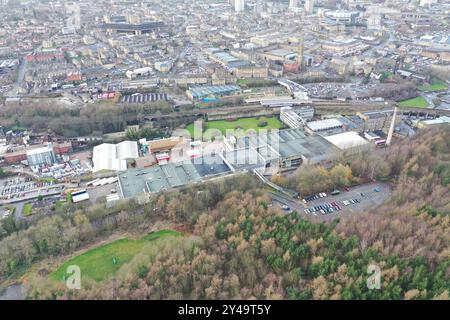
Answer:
88, 101, 400, 201
114, 127, 372, 200
117, 154, 232, 199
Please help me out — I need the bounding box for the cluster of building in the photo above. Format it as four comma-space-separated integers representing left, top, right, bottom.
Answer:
0, 59, 18, 89
1, 140, 91, 179
2, 142, 72, 166
280, 106, 400, 136
0, 125, 97, 182
107, 122, 375, 200
86, 101, 401, 200
1, 0, 448, 110
24, 49, 81, 93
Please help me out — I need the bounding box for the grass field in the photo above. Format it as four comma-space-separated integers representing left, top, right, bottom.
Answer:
50, 230, 181, 282
186, 116, 283, 136
398, 96, 429, 108
22, 203, 33, 216
417, 80, 448, 92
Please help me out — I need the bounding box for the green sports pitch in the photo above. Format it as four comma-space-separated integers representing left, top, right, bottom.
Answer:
185, 116, 283, 137
50, 230, 181, 282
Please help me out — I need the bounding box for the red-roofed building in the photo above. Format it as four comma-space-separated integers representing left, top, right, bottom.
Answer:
67, 73, 82, 82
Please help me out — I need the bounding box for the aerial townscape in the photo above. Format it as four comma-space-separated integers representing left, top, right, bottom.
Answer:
0, 0, 449, 303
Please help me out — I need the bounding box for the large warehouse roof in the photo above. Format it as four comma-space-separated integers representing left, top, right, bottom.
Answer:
324, 131, 369, 150
307, 118, 343, 132
234, 128, 340, 163
26, 145, 53, 156
116, 141, 139, 160
278, 135, 338, 163
118, 154, 232, 198
92, 141, 138, 173
188, 85, 241, 99
121, 93, 167, 104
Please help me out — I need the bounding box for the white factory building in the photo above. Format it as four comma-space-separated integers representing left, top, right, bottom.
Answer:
26, 144, 57, 167
280, 107, 305, 129
324, 131, 370, 155
306, 118, 343, 132
280, 106, 314, 129
92, 141, 139, 173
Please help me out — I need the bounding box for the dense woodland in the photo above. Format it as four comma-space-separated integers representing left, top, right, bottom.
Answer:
272, 163, 354, 197
0, 126, 449, 299
276, 126, 449, 216
0, 101, 173, 137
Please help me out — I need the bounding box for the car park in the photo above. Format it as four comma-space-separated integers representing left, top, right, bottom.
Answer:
304, 192, 329, 203
299, 183, 391, 218
304, 200, 343, 215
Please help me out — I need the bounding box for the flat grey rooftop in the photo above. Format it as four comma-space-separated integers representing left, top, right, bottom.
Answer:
279, 135, 338, 162
118, 155, 232, 198
192, 154, 232, 177
118, 161, 202, 197
223, 148, 266, 170
234, 128, 337, 162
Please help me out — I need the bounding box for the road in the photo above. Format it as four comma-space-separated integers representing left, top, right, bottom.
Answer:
0, 284, 25, 300
6, 58, 27, 97
86, 183, 118, 204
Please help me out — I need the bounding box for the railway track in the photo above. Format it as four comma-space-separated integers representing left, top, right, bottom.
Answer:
143, 100, 450, 122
